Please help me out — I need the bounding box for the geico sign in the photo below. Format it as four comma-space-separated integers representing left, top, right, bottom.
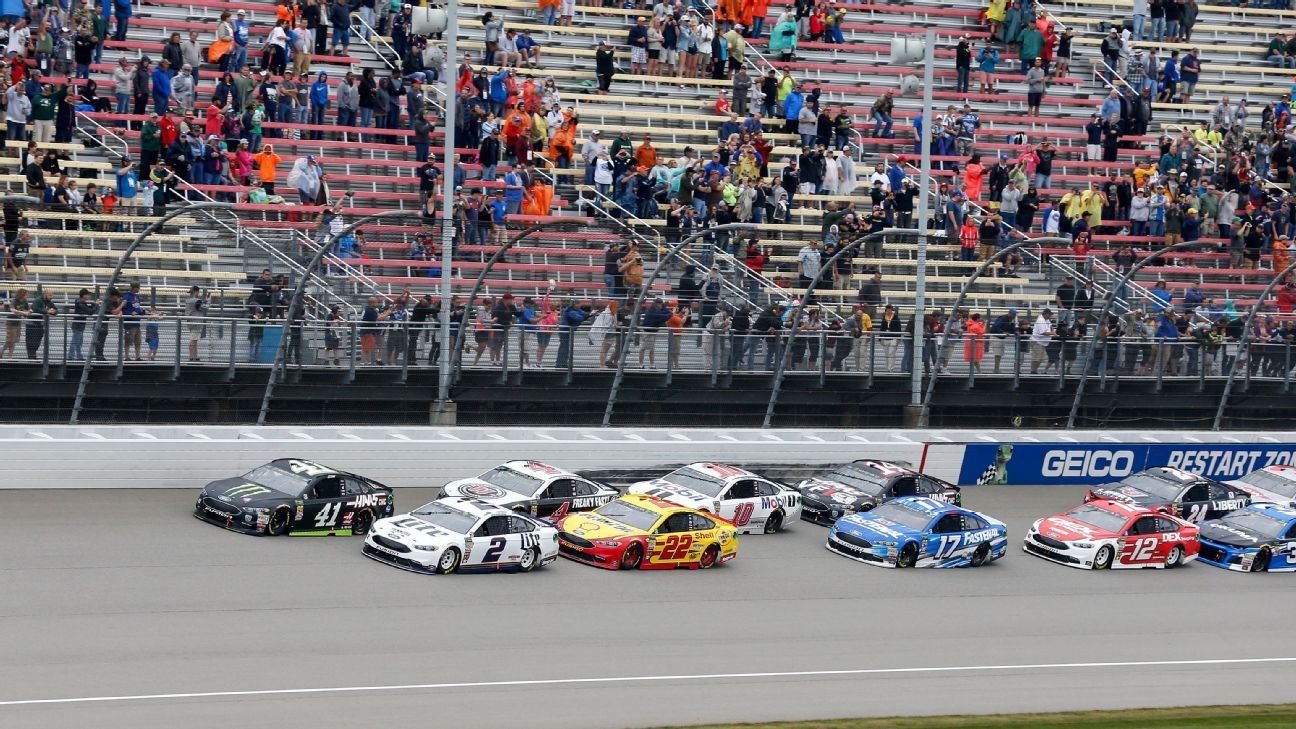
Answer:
1041, 450, 1136, 478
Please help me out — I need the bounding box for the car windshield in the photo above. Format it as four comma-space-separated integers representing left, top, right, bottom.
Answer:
594, 500, 662, 531
822, 465, 887, 495
1118, 474, 1184, 501
867, 502, 935, 531
1243, 470, 1296, 499
1218, 510, 1289, 539
242, 464, 309, 495
662, 468, 727, 497
1065, 504, 1130, 533
409, 502, 479, 533
476, 466, 543, 496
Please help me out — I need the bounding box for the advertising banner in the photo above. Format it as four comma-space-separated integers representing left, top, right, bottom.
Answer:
957, 443, 1296, 486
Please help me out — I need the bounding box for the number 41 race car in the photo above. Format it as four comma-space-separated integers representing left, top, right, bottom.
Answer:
194, 459, 394, 536
1024, 499, 1200, 570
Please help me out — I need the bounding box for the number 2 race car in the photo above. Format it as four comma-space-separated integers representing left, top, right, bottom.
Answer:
438, 460, 618, 519
1024, 499, 1200, 570
556, 494, 739, 570
363, 497, 559, 574
795, 460, 961, 525
626, 462, 801, 534
1085, 467, 1250, 523
194, 459, 394, 536
1197, 503, 1296, 573
826, 496, 1006, 568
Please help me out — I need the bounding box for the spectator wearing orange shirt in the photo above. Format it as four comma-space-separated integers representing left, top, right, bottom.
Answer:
665, 303, 685, 370
253, 144, 282, 195
633, 134, 657, 169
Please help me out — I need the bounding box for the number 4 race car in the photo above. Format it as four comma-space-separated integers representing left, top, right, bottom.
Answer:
556, 494, 739, 570
1227, 465, 1296, 508
1024, 499, 1200, 570
826, 496, 1007, 568
439, 460, 618, 519
363, 497, 560, 574
1085, 467, 1251, 524
1197, 504, 1296, 573
795, 460, 961, 526
626, 462, 802, 534
194, 459, 395, 536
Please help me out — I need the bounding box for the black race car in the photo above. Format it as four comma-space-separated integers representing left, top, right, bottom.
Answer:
1084, 467, 1251, 524
194, 458, 395, 536
794, 460, 961, 526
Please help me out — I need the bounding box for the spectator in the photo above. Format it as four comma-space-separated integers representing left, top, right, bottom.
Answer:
173, 65, 195, 114
287, 154, 323, 204
955, 33, 972, 93
1025, 59, 1047, 116
1030, 307, 1055, 374
595, 40, 616, 95
308, 71, 330, 140
870, 90, 894, 138
1180, 47, 1201, 104
976, 42, 999, 94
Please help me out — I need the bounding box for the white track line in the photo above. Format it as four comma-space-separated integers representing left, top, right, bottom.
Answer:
2, 657, 1292, 707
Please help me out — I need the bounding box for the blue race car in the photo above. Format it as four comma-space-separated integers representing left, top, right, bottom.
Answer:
1197, 503, 1296, 573
825, 496, 1007, 568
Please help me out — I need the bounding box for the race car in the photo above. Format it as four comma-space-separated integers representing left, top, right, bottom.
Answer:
825, 496, 1006, 568
363, 497, 559, 574
193, 458, 394, 536
1024, 499, 1200, 570
795, 460, 961, 526
1085, 466, 1250, 523
1197, 503, 1296, 572
556, 493, 739, 570
1228, 465, 1296, 508
626, 462, 801, 534
438, 460, 618, 519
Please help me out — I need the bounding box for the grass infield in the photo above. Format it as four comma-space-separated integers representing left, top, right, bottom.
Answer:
649, 705, 1296, 729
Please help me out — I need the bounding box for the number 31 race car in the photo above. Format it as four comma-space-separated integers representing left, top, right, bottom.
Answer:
626, 462, 802, 534
826, 496, 1006, 568
557, 494, 739, 570
1024, 499, 1200, 570
363, 497, 560, 574
194, 459, 394, 536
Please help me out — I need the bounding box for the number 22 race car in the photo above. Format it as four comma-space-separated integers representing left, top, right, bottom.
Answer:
556, 494, 739, 570
194, 459, 394, 536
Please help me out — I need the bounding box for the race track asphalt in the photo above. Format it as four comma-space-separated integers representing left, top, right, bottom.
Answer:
2, 485, 1294, 729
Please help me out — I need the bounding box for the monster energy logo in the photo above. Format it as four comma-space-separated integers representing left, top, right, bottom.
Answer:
225, 483, 272, 498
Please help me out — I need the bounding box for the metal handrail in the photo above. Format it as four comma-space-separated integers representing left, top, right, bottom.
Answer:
349, 12, 450, 120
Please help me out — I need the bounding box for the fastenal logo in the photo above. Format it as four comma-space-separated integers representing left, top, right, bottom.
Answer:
1041, 450, 1136, 478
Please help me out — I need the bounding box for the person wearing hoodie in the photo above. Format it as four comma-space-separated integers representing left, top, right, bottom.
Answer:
287, 155, 323, 204
782, 84, 804, 136
308, 71, 330, 140
151, 58, 173, 115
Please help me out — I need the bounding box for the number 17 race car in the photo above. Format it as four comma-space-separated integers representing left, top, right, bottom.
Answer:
1024, 499, 1200, 570
194, 459, 394, 536
826, 497, 1006, 568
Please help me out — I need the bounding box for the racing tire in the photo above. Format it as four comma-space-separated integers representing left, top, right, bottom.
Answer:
896, 542, 918, 568
1093, 545, 1115, 570
764, 510, 783, 534
266, 507, 291, 536
970, 544, 991, 567
699, 544, 720, 569
858, 503, 874, 512
1250, 548, 1271, 573
619, 542, 644, 570
437, 547, 462, 574
1165, 545, 1184, 569
352, 509, 374, 536
519, 547, 540, 573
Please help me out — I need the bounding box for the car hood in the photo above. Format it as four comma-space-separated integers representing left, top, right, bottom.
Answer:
1198, 520, 1267, 548
201, 476, 296, 506
1089, 484, 1164, 506
1036, 516, 1116, 541
372, 515, 460, 547
440, 478, 529, 506
796, 477, 879, 506
834, 513, 919, 542
557, 512, 645, 540
626, 479, 716, 509
1231, 484, 1293, 505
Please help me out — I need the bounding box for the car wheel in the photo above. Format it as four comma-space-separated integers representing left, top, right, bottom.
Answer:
519, 547, 540, 573
699, 544, 720, 569
1165, 545, 1184, 568
970, 543, 991, 567
352, 509, 374, 536
764, 510, 783, 534
1093, 545, 1115, 570
1251, 548, 1271, 573
858, 503, 873, 512
266, 507, 291, 536
437, 547, 461, 574
896, 542, 918, 568
619, 542, 644, 570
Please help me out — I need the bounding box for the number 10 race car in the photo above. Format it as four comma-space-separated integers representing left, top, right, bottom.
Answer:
626, 462, 802, 534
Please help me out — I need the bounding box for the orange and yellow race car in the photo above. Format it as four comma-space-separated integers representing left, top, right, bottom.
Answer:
556, 494, 739, 570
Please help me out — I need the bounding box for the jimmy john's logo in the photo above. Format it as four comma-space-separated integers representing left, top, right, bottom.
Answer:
462, 483, 506, 499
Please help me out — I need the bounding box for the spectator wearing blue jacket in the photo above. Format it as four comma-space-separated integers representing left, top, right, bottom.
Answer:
782, 85, 804, 136
112, 0, 131, 41
489, 68, 510, 117
503, 169, 524, 215
308, 72, 330, 140
1098, 89, 1121, 124
887, 160, 907, 192
555, 301, 589, 368
1181, 205, 1202, 242
1161, 51, 1180, 101
151, 58, 173, 114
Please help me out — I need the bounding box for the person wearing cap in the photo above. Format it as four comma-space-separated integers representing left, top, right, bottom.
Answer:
230, 9, 251, 73
1029, 307, 1055, 374
594, 39, 616, 95
954, 34, 972, 93
173, 63, 196, 114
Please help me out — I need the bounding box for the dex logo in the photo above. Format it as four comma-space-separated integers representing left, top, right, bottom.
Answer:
1041, 450, 1136, 478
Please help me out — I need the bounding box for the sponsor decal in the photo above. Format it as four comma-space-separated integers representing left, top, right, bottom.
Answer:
523, 461, 561, 475
571, 496, 609, 510
960, 444, 1296, 486
294, 505, 304, 522
460, 483, 507, 499
347, 493, 386, 509
286, 460, 336, 477
225, 483, 271, 499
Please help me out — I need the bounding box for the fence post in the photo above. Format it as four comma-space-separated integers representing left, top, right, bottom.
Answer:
817, 330, 827, 386
400, 319, 411, 384
172, 315, 182, 380
226, 318, 237, 380
346, 322, 358, 383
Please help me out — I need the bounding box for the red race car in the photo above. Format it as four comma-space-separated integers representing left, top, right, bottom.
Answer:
1023, 499, 1200, 570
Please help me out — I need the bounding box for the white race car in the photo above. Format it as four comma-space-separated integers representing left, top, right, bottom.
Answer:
1228, 465, 1296, 508
626, 462, 802, 534
363, 497, 559, 574
439, 460, 618, 519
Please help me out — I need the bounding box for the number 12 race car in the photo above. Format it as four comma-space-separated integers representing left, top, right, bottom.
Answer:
826, 497, 1006, 568
795, 460, 961, 525
438, 460, 618, 519
194, 459, 394, 536
556, 494, 739, 570
1085, 467, 1250, 523
1197, 504, 1296, 572
363, 497, 560, 574
1024, 499, 1200, 570
626, 462, 801, 534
